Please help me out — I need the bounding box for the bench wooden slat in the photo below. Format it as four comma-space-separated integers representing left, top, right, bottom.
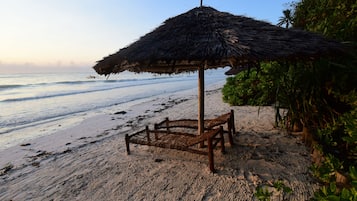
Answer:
125, 126, 224, 172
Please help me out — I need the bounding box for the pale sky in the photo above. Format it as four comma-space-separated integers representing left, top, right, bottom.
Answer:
0, 0, 293, 73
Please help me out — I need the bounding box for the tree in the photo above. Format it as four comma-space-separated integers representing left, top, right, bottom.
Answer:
292, 0, 357, 199
277, 9, 294, 28
294, 0, 357, 41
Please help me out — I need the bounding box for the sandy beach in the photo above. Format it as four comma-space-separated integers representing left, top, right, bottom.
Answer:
0, 83, 319, 200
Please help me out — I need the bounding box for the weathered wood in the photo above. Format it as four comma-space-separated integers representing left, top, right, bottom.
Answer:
207, 136, 214, 172
219, 126, 226, 154
231, 109, 236, 135
126, 126, 224, 172
154, 111, 235, 146
198, 65, 205, 148
145, 126, 150, 143
125, 134, 130, 155
198, 65, 205, 137
165, 117, 170, 134
227, 110, 235, 145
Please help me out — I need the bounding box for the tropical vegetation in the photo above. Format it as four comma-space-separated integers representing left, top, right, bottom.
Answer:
223, 0, 357, 199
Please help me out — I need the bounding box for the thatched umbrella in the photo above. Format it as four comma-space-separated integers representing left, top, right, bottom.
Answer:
93, 6, 343, 136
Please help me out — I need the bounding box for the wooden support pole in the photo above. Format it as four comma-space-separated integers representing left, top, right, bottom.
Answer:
165, 117, 170, 134
125, 134, 130, 155
145, 126, 150, 143
153, 123, 158, 140
231, 109, 236, 135
227, 110, 234, 146
198, 65, 205, 136
198, 65, 205, 148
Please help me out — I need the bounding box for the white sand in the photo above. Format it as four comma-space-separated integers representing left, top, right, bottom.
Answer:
0, 82, 319, 200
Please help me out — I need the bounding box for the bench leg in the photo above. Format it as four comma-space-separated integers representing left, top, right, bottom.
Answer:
125, 134, 131, 155
220, 127, 226, 154
227, 122, 234, 146
207, 137, 215, 172
228, 110, 235, 145
231, 110, 236, 133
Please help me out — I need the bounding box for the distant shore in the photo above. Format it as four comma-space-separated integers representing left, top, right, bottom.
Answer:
0, 82, 319, 200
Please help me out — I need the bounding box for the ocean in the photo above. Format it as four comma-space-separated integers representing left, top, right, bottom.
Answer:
0, 68, 229, 149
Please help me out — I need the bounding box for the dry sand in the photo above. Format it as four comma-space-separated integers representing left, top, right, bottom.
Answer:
0, 83, 319, 200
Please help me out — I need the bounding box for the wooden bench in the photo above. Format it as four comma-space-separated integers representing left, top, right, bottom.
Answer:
125, 126, 225, 172
154, 110, 236, 146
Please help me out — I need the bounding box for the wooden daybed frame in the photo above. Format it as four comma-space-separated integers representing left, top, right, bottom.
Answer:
125, 126, 225, 172
124, 110, 236, 172
154, 110, 236, 146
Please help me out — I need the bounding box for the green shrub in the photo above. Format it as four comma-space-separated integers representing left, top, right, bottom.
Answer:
316, 99, 357, 168
312, 166, 357, 201
254, 180, 293, 201
222, 63, 277, 106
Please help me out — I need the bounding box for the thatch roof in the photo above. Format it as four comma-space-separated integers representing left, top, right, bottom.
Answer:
93, 6, 343, 75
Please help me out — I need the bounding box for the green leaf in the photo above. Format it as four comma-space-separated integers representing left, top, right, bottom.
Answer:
350, 166, 357, 180
340, 188, 350, 200
330, 182, 337, 194
326, 195, 340, 201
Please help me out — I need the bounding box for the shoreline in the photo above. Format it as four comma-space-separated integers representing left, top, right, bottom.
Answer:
0, 86, 197, 151
0, 81, 319, 200
0, 82, 222, 168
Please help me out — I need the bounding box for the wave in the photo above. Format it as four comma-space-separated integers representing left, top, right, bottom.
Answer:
0, 76, 173, 91
0, 84, 24, 91
0, 76, 195, 103
0, 85, 132, 102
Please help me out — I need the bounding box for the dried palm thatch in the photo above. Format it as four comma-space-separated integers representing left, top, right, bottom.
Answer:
93, 6, 343, 75
93, 52, 125, 75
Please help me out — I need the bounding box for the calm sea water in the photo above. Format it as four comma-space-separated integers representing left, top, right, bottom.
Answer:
0, 68, 228, 148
